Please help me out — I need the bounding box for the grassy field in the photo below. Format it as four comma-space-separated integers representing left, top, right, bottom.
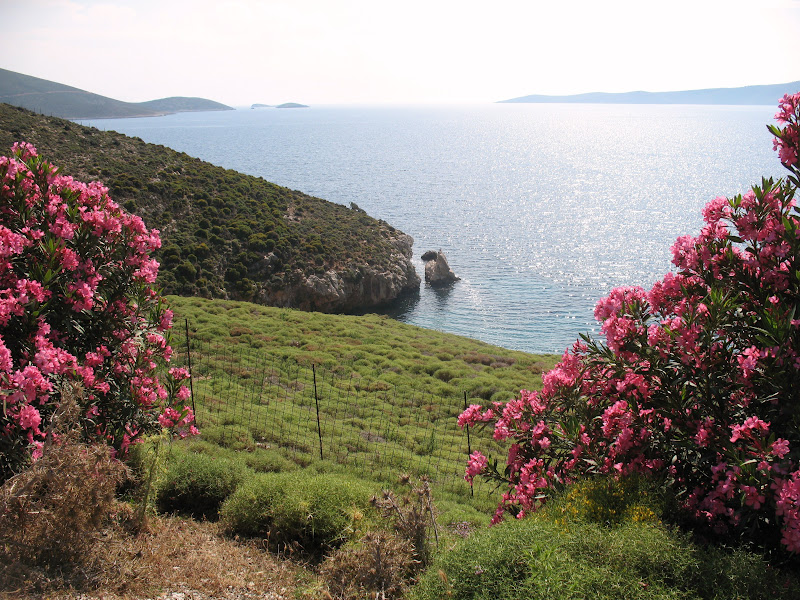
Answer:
168, 295, 558, 506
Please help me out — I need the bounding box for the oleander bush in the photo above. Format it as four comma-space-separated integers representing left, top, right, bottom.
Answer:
0, 142, 194, 481
460, 93, 800, 555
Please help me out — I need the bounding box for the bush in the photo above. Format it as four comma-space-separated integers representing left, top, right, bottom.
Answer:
411, 515, 800, 600
0, 393, 128, 582
460, 93, 800, 553
219, 471, 373, 555
320, 531, 416, 600
319, 476, 439, 599
544, 475, 664, 527
0, 143, 194, 480
155, 450, 249, 520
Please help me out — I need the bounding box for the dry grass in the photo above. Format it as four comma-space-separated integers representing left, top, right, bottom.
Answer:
0, 393, 127, 591
2, 516, 310, 600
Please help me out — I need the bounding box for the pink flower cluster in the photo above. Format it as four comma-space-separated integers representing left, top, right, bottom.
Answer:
460, 93, 800, 553
0, 144, 195, 477
772, 92, 800, 170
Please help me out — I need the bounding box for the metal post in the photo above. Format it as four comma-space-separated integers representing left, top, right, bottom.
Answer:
313, 364, 323, 461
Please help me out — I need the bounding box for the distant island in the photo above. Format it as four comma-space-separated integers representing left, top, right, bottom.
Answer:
0, 68, 234, 119
499, 81, 800, 105
251, 102, 309, 109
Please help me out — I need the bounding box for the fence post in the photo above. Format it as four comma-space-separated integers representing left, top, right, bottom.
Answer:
313, 364, 323, 461
463, 391, 473, 497
185, 318, 196, 422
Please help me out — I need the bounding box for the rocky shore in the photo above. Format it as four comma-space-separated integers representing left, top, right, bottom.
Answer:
255, 232, 420, 312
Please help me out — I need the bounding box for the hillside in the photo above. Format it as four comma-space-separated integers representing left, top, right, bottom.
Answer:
168, 294, 557, 495
0, 68, 233, 119
0, 103, 420, 311
500, 81, 800, 105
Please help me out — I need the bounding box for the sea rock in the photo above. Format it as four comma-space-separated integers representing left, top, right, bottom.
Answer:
253, 231, 420, 312
422, 250, 460, 286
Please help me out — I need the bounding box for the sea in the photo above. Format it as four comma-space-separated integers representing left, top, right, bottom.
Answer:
80, 103, 787, 355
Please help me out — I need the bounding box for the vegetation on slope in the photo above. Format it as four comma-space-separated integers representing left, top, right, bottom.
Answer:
0, 67, 233, 118
167, 296, 557, 499
0, 103, 416, 309
171, 295, 553, 398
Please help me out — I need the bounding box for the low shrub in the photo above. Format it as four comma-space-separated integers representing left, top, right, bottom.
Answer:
411, 515, 800, 600
242, 449, 296, 473
319, 476, 440, 599
320, 531, 417, 600
155, 450, 250, 520
0, 396, 128, 586
544, 475, 664, 527
219, 471, 374, 556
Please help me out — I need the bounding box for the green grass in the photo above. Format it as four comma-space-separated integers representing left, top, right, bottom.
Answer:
166, 295, 556, 508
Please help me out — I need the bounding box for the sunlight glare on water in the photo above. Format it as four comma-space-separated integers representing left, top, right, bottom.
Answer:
82, 103, 785, 353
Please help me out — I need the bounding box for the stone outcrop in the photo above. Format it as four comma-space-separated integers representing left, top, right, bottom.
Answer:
422, 250, 460, 286
253, 232, 421, 312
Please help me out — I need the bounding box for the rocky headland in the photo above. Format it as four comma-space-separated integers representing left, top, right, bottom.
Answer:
0, 103, 419, 313
254, 233, 420, 311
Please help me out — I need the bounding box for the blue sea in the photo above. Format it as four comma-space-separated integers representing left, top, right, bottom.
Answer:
81, 103, 786, 355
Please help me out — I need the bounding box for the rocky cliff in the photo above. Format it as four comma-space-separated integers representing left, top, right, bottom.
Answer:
255, 233, 420, 312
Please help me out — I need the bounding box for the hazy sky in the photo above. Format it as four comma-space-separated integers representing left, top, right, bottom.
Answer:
2, 0, 800, 106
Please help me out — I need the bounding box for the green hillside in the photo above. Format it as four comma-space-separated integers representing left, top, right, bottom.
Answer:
0, 67, 233, 119
167, 295, 557, 498
0, 103, 419, 311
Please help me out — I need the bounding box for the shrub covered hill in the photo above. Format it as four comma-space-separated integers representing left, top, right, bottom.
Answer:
0, 103, 420, 311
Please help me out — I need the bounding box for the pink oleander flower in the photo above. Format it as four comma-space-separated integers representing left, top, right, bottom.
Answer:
168, 366, 191, 381
773, 438, 791, 459
730, 416, 770, 443
458, 403, 495, 427
465, 451, 488, 483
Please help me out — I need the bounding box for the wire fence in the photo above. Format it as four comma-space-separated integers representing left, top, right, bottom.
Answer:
171, 320, 505, 498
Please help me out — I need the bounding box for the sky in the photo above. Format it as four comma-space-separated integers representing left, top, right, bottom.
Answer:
2, 0, 800, 106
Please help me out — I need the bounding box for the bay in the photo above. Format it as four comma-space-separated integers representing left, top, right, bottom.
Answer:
81, 103, 786, 354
